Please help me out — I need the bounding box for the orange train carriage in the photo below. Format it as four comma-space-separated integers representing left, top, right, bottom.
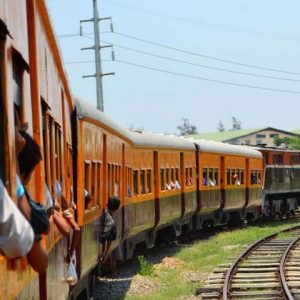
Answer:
1, 1, 300, 299
0, 0, 73, 299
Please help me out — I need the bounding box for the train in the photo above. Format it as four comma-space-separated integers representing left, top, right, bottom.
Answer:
1, 1, 300, 299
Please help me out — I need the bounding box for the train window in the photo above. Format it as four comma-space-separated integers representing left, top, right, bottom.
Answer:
273, 154, 283, 165
291, 155, 300, 165
251, 170, 257, 185
240, 169, 245, 185
189, 168, 193, 185
129, 168, 133, 196
202, 168, 208, 186
55, 124, 62, 186
166, 168, 170, 186
214, 169, 219, 185
140, 170, 145, 194
84, 161, 92, 201
91, 162, 97, 206
277, 168, 284, 183
12, 54, 24, 108
49, 116, 55, 195
111, 165, 115, 196
209, 168, 213, 185
147, 170, 151, 193
257, 171, 261, 184
97, 163, 101, 205
133, 170, 138, 194
160, 169, 165, 190
175, 168, 179, 182
231, 169, 236, 185
226, 169, 231, 185
170, 169, 174, 182
185, 168, 189, 186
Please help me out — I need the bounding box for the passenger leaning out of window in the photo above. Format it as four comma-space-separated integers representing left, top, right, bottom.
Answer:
15, 113, 49, 273
0, 179, 34, 259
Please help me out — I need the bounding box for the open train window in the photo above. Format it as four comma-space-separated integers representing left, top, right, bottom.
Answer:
189, 168, 193, 185
91, 162, 97, 206
84, 161, 92, 210
165, 168, 169, 186
175, 168, 179, 182
226, 169, 231, 185
291, 155, 300, 165
214, 168, 219, 185
273, 154, 283, 165
160, 169, 165, 190
147, 170, 151, 193
133, 170, 138, 195
240, 169, 245, 185
202, 168, 208, 186
140, 170, 145, 194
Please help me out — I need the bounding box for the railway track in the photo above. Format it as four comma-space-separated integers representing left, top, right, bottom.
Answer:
198, 225, 300, 300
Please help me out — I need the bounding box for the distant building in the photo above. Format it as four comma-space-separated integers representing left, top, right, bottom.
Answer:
189, 127, 300, 147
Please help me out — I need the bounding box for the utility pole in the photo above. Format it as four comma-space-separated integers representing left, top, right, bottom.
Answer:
80, 0, 114, 112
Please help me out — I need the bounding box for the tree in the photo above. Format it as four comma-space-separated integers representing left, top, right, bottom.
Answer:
231, 116, 241, 130
217, 120, 225, 132
274, 136, 300, 149
177, 118, 198, 136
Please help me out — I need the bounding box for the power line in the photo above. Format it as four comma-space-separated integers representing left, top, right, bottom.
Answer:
100, 40, 300, 82
114, 31, 300, 76
115, 59, 300, 95
64, 59, 111, 65
102, 0, 300, 43
57, 31, 110, 38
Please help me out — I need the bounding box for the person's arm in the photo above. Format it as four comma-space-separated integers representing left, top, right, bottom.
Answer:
52, 210, 70, 236
0, 181, 34, 258
66, 216, 80, 261
27, 238, 48, 273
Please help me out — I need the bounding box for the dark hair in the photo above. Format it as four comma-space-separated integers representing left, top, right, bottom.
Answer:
18, 130, 42, 179
107, 195, 120, 211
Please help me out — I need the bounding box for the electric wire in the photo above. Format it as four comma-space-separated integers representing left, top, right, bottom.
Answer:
115, 59, 300, 94
113, 31, 300, 76
100, 39, 300, 82
102, 0, 300, 43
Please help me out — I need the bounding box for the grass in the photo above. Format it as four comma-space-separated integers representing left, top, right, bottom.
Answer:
124, 218, 300, 300
137, 256, 154, 276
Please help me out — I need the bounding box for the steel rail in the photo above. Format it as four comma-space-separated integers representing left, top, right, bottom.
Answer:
222, 225, 300, 300
280, 234, 300, 300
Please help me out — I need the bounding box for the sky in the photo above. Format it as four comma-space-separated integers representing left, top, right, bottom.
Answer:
47, 0, 300, 134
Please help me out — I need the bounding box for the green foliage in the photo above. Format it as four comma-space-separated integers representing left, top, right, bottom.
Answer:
274, 136, 300, 149
137, 255, 154, 276
217, 120, 225, 132
231, 116, 242, 130
177, 118, 198, 136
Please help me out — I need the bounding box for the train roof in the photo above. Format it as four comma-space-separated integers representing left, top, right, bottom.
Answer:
253, 146, 300, 153
128, 131, 196, 150
193, 139, 262, 158
73, 97, 131, 141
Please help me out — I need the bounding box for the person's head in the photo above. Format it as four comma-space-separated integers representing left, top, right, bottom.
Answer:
18, 130, 42, 184
107, 195, 120, 211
